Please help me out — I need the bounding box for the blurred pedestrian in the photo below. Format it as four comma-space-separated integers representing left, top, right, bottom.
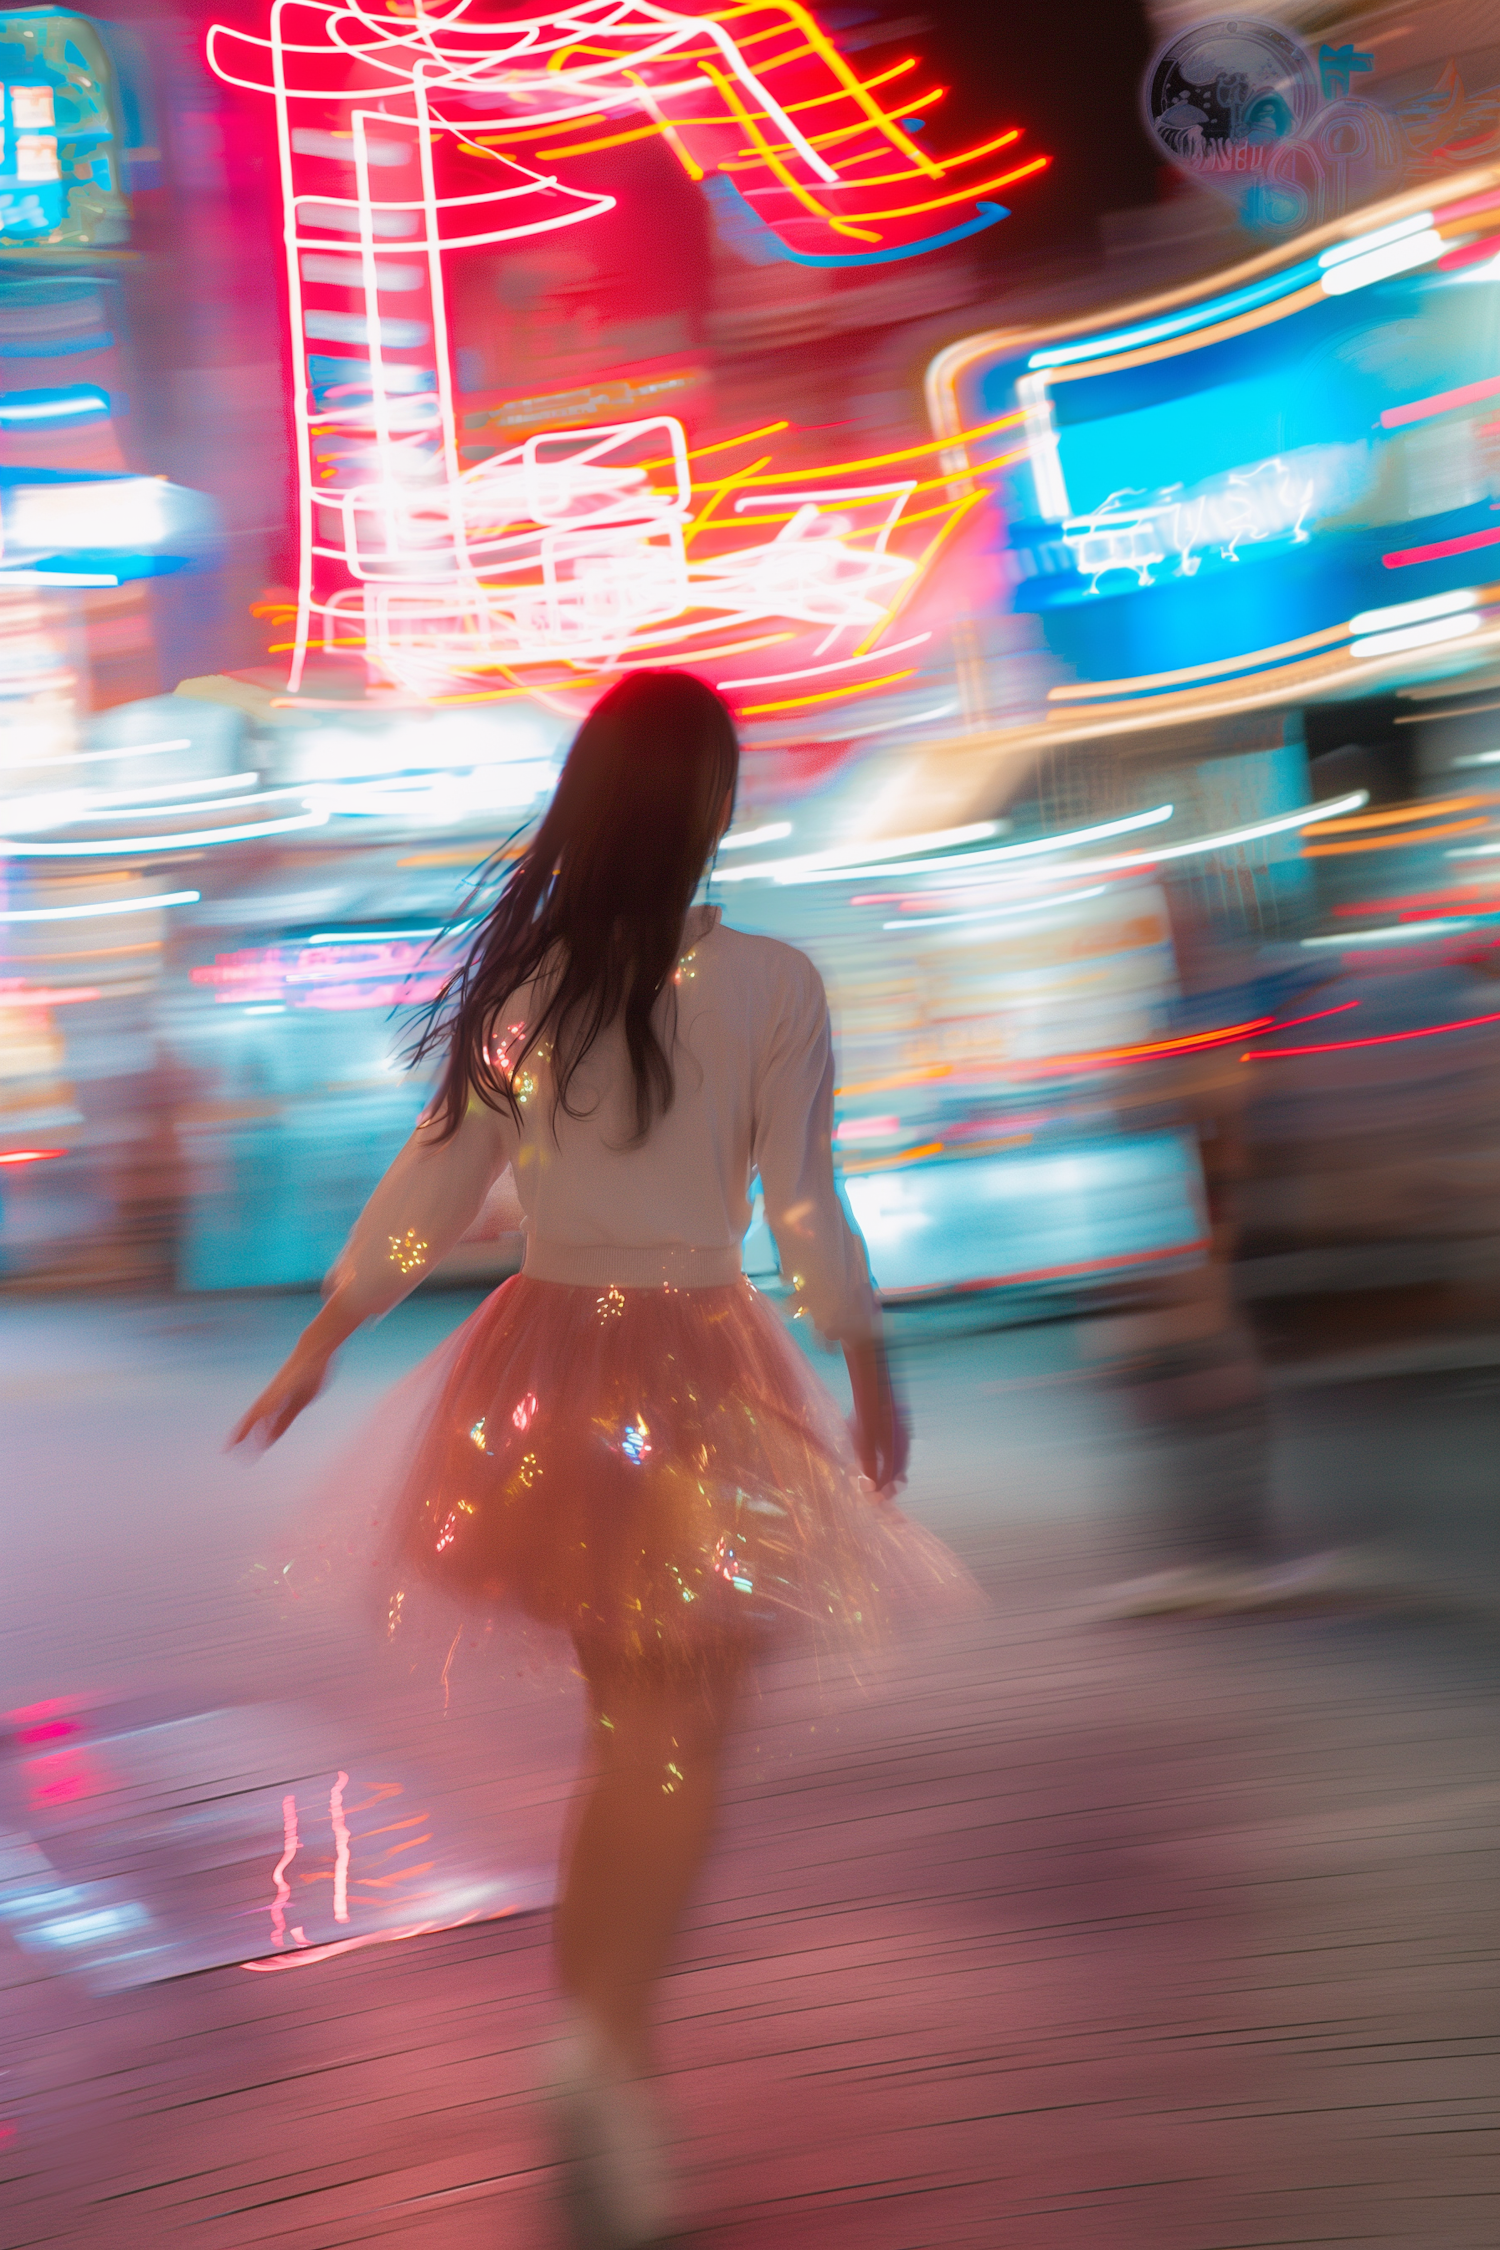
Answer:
230, 671, 966, 2248
1095, 891, 1381, 1616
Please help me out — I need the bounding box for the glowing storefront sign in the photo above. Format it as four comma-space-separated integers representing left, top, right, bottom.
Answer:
0, 10, 127, 245
926, 168, 1500, 731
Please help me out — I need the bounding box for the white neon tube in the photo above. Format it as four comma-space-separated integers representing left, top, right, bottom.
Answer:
0, 889, 201, 922
722, 804, 1173, 887
0, 811, 331, 855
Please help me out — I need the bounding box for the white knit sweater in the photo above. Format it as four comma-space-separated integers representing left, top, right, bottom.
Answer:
329, 905, 878, 1342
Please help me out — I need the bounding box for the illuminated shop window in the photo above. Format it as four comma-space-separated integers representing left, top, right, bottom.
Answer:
0, 10, 128, 246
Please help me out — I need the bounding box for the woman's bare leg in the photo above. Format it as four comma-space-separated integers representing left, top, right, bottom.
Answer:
555, 1639, 746, 2076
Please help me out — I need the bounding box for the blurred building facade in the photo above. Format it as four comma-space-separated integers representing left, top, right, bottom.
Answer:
2, 0, 1499, 1356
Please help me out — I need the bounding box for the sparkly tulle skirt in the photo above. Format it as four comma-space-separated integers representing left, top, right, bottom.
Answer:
325, 1274, 976, 1668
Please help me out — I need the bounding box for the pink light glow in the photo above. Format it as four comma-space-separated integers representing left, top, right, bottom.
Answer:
0, 983, 100, 1010
835, 1114, 901, 1140
1381, 373, 1500, 430
330, 1771, 351, 1925
270, 1792, 300, 1950
1383, 526, 1500, 570
192, 936, 458, 1011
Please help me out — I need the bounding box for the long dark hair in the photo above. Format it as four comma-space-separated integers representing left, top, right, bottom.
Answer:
413, 670, 739, 1142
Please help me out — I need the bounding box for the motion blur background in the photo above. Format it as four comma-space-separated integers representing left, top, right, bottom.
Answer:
3, 0, 1500, 2241
6, 0, 1500, 1348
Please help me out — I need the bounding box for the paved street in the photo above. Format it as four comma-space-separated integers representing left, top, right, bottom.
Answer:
3, 1291, 1498, 2248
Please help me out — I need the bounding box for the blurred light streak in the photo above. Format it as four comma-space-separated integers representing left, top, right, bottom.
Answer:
1070, 791, 1370, 878
270, 1793, 299, 1951
740, 667, 916, 714
1025, 262, 1323, 371
2, 790, 302, 831
1321, 228, 1443, 294
0, 391, 110, 423
1352, 589, 1480, 634
1246, 1009, 1500, 1057
717, 634, 928, 688
0, 812, 331, 855
1384, 528, 1500, 569
733, 803, 1177, 886
1380, 372, 1500, 428
304, 927, 447, 946
1014, 1018, 1276, 1077
52, 775, 261, 812
1335, 889, 1500, 912
616, 633, 798, 669
1351, 614, 1483, 661
825, 162, 1042, 222
720, 821, 791, 849
1304, 820, 1489, 855
0, 891, 200, 923
57, 738, 193, 766
1256, 1002, 1362, 1030
1303, 920, 1478, 946
0, 569, 119, 588
748, 699, 958, 743
1319, 211, 1436, 269
883, 884, 1108, 929
1044, 618, 1359, 703
851, 492, 989, 655
330, 1772, 351, 1925
1304, 793, 1492, 834
242, 1911, 496, 1973
878, 1237, 1212, 1299
707, 183, 1013, 264
718, 818, 1002, 883
1439, 237, 1500, 277
441, 1628, 462, 1713
0, 984, 99, 1008
0, 1150, 65, 1166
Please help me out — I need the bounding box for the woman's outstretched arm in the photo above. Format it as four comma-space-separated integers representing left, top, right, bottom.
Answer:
230, 1097, 516, 1452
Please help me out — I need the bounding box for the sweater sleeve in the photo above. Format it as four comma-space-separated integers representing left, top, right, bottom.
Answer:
751, 953, 878, 1344
324, 1092, 519, 1324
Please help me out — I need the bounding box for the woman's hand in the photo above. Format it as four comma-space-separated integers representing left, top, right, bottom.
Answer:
228, 1288, 362, 1453
229, 1341, 334, 1452
843, 1334, 910, 1497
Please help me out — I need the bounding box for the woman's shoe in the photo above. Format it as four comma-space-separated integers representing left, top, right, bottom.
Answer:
553, 2015, 678, 2249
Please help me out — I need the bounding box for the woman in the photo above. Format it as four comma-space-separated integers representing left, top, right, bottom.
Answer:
233, 669, 964, 2247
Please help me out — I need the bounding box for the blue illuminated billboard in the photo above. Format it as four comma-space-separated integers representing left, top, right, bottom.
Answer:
928, 173, 1500, 721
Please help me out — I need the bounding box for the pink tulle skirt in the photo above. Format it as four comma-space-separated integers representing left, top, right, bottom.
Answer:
342, 1274, 976, 1668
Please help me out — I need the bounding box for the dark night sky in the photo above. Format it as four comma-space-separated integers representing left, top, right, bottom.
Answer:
867, 0, 1163, 256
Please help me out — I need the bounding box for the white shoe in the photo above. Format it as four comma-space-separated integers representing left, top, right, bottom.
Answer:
1224, 1548, 1420, 1614
1096, 1549, 1418, 1621
553, 2014, 678, 2249
1093, 1562, 1263, 1619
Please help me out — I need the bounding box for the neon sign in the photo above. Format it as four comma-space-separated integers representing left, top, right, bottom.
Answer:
207, 0, 1045, 704
1054, 448, 1369, 595
927, 168, 1500, 739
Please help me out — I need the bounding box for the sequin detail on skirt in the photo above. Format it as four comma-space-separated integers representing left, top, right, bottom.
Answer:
375, 1275, 973, 1662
